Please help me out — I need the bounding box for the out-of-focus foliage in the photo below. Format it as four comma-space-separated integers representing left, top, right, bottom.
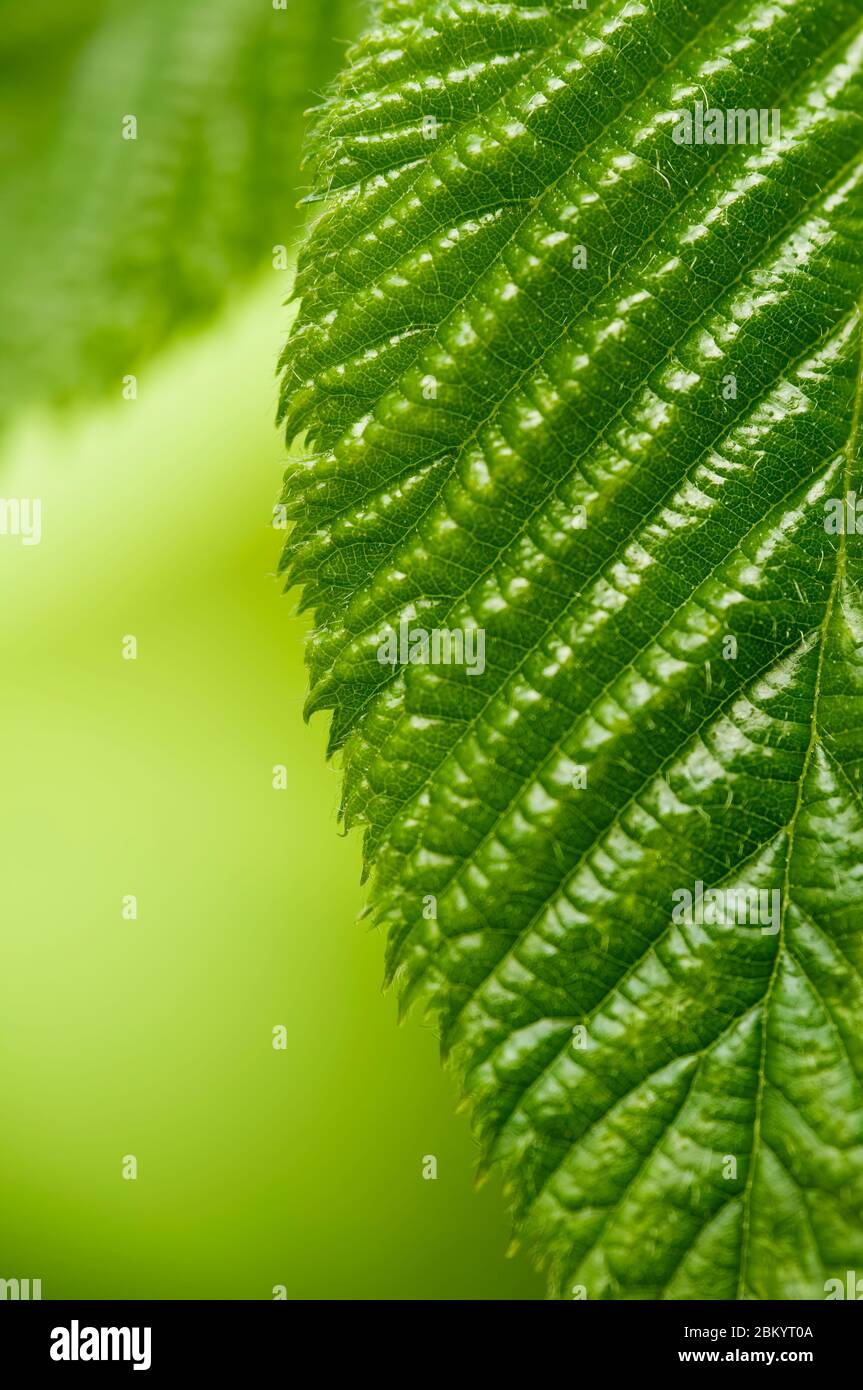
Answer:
0, 0, 363, 425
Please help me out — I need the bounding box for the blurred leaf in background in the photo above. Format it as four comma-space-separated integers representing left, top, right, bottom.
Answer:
0, 0, 363, 427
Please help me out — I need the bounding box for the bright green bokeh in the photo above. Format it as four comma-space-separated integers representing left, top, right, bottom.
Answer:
0, 281, 543, 1300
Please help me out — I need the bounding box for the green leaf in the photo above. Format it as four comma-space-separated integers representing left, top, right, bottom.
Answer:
0, 0, 361, 424
279, 0, 863, 1299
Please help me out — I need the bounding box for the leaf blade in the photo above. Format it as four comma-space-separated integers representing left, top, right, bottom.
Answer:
281, 0, 863, 1298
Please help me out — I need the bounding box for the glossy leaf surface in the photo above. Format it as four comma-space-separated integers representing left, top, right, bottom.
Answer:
280, 0, 863, 1299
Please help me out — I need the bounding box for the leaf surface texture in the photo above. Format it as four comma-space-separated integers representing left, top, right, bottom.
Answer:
280, 0, 863, 1299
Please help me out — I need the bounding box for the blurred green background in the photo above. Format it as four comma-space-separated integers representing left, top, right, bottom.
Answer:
0, 0, 542, 1301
